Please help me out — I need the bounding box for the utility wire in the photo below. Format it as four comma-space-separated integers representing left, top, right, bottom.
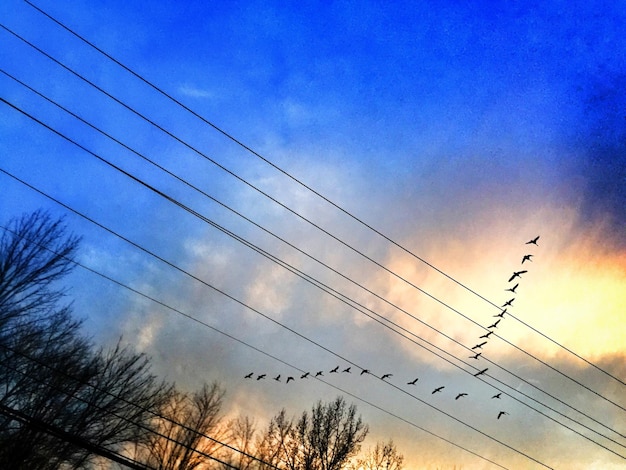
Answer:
20, 0, 625, 388
0, 26, 620, 416
4, 69, 621, 444
0, 166, 557, 469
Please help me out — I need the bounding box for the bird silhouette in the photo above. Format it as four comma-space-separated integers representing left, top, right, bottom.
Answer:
455, 393, 468, 400
492, 393, 502, 399
488, 319, 501, 329
407, 378, 419, 385
469, 352, 482, 360
342, 367, 351, 373
286, 376, 294, 383
300, 372, 310, 379
526, 236, 540, 246
506, 283, 519, 293
360, 369, 370, 376
274, 375, 281, 382
493, 309, 507, 318
472, 341, 487, 350
257, 374, 266, 380
315, 371, 324, 377
330, 366, 339, 373
502, 298, 515, 307
244, 372, 254, 379
381, 373, 393, 380
480, 331, 493, 339
508, 270, 528, 282
521, 254, 533, 264
474, 368, 488, 377
432, 386, 445, 394
497, 411, 509, 420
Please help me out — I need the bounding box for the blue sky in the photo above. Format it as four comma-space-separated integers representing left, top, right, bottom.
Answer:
1, 1, 625, 468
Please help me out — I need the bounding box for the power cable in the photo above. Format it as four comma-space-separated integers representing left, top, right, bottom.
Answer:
20, 0, 624, 388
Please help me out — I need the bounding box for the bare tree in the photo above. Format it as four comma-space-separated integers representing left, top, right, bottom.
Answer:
352, 440, 404, 470
257, 397, 369, 470
221, 415, 257, 470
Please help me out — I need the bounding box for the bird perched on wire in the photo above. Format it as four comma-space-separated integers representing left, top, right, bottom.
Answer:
508, 270, 528, 282
521, 254, 533, 264
474, 368, 488, 377
526, 236, 540, 246
381, 373, 393, 380
455, 393, 468, 400
432, 386, 445, 394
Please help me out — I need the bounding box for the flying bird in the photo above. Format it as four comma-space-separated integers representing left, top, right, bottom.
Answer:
506, 283, 519, 293
521, 254, 533, 264
407, 378, 419, 385
455, 393, 468, 400
381, 373, 393, 380
472, 341, 487, 350
508, 270, 528, 282
488, 319, 501, 329
493, 309, 506, 318
244, 372, 254, 379
474, 368, 488, 377
286, 376, 294, 383
502, 298, 515, 307
315, 371, 324, 377
492, 393, 502, 399
342, 367, 352, 373
257, 374, 266, 380
480, 331, 493, 339
497, 411, 509, 420
432, 386, 445, 394
300, 372, 310, 379
469, 352, 482, 360
330, 366, 339, 373
526, 236, 540, 245
274, 375, 281, 382
360, 369, 370, 376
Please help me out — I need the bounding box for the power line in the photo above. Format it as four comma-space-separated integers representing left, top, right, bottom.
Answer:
0, 26, 620, 417
20, 0, 624, 389
2, 163, 599, 468
3, 69, 621, 444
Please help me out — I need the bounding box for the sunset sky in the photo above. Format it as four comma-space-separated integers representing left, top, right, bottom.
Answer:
1, 1, 625, 468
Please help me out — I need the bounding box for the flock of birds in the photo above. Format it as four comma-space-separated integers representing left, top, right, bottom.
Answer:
243, 236, 540, 422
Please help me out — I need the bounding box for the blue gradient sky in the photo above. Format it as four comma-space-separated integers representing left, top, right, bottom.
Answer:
1, 1, 625, 468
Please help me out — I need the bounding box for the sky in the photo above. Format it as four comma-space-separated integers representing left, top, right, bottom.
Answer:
1, 1, 625, 468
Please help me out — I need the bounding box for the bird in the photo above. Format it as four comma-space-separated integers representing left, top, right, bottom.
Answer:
381, 373, 393, 380
244, 372, 254, 379
300, 372, 310, 379
488, 319, 501, 329
492, 393, 502, 399
274, 375, 281, 382
360, 369, 370, 376
342, 367, 351, 373
472, 341, 487, 350
502, 298, 515, 307
315, 371, 324, 377
508, 270, 528, 282
432, 386, 445, 394
474, 368, 488, 377
469, 352, 482, 360
257, 374, 266, 380
330, 366, 339, 373
521, 254, 533, 264
480, 331, 493, 339
506, 283, 519, 293
497, 411, 509, 420
493, 309, 506, 318
286, 376, 294, 383
526, 236, 540, 246
407, 378, 419, 385
455, 393, 468, 400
